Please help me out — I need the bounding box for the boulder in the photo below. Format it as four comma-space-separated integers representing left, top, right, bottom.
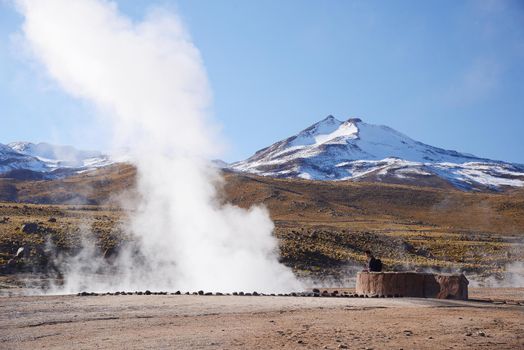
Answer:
103, 247, 119, 262
436, 274, 469, 300
21, 222, 39, 234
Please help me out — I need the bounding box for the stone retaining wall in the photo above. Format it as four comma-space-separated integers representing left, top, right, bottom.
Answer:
355, 271, 468, 300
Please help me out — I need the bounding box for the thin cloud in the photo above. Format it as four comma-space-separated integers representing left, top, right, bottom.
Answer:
444, 58, 501, 106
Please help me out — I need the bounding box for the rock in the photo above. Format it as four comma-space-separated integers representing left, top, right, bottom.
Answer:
15, 247, 26, 259
198, 290, 204, 295
175, 291, 181, 295
0, 217, 9, 224
103, 247, 119, 261
436, 274, 469, 300
312, 288, 320, 293
145, 290, 151, 295
21, 222, 39, 234
204, 292, 212, 295
7, 246, 30, 266
253, 291, 259, 296
48, 217, 57, 222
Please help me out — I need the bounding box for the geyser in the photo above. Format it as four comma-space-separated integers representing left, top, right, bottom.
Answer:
15, 0, 301, 293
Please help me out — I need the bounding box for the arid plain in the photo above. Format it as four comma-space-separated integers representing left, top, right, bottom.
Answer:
1, 290, 523, 350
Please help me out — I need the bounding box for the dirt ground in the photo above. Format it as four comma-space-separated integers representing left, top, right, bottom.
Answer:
0, 289, 523, 350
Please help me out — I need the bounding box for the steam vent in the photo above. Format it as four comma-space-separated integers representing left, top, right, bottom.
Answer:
356, 272, 469, 300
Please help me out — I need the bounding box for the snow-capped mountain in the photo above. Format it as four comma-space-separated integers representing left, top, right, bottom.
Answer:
230, 116, 524, 190
0, 142, 113, 179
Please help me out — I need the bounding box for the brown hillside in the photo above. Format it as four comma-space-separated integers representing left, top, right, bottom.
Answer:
0, 164, 523, 280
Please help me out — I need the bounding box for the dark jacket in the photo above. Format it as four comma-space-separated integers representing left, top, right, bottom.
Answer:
368, 257, 382, 272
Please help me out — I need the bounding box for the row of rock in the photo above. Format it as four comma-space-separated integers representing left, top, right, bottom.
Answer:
74, 291, 524, 307
76, 290, 406, 298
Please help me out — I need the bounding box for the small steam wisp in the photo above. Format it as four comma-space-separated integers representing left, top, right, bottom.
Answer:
16, 0, 301, 293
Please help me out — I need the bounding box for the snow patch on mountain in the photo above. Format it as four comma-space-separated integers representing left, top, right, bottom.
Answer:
230, 116, 524, 190
0, 142, 113, 178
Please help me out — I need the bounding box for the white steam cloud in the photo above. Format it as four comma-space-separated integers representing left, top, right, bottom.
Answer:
16, 0, 301, 293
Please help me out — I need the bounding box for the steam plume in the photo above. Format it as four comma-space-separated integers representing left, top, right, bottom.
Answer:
16, 0, 301, 293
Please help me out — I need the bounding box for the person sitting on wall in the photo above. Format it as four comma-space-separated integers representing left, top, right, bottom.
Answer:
365, 250, 383, 272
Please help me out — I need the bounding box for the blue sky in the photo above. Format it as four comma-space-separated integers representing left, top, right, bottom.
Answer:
1, 0, 523, 163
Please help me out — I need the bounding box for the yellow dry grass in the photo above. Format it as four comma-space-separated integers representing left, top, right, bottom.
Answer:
0, 165, 522, 279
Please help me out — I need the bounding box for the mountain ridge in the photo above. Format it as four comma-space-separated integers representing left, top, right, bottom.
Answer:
0, 141, 112, 179
230, 116, 524, 190
2, 116, 523, 191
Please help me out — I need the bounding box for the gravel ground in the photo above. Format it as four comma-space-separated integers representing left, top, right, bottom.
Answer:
0, 290, 523, 350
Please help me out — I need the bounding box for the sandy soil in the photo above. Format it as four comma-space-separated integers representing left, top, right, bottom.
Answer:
469, 287, 524, 302
0, 291, 523, 350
